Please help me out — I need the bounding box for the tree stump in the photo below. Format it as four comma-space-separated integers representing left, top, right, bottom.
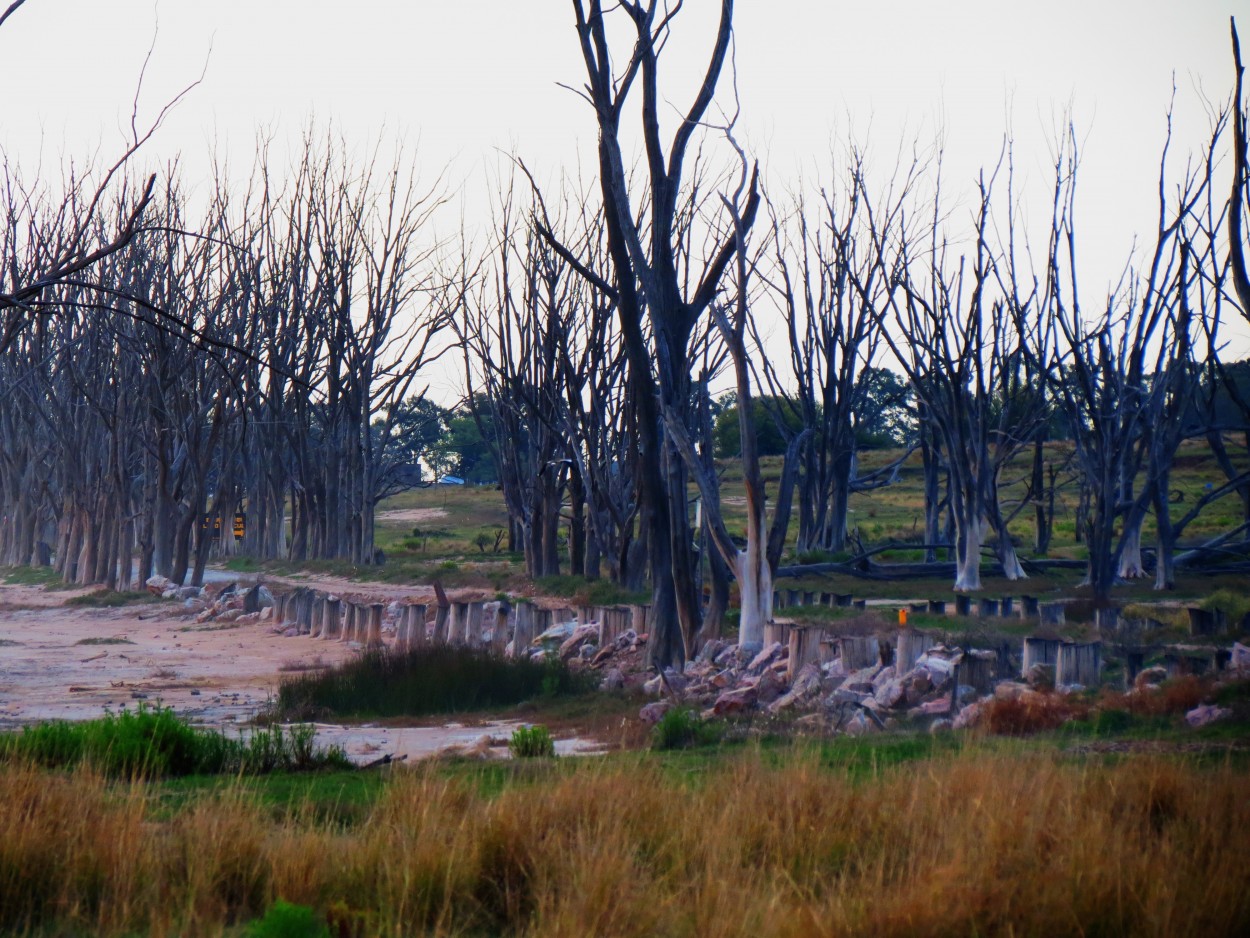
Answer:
1056, 641, 1101, 686
492, 603, 510, 655
896, 629, 935, 674
365, 603, 385, 648
512, 601, 535, 657
466, 602, 485, 647
321, 598, 341, 641
1038, 602, 1066, 628
834, 593, 853, 608
338, 603, 355, 643
763, 620, 790, 647
788, 625, 824, 681
960, 650, 996, 693
1022, 636, 1060, 674
977, 598, 999, 617
998, 597, 1014, 617
1019, 595, 1040, 618
927, 599, 947, 615
954, 595, 973, 616
839, 636, 879, 670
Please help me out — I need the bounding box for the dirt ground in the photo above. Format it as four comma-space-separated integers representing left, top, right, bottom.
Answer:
0, 577, 602, 762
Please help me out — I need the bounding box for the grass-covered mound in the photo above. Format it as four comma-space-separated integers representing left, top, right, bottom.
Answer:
273, 644, 595, 721
0, 705, 348, 778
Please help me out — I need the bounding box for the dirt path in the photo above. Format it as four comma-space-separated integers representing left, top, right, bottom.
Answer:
0, 582, 602, 762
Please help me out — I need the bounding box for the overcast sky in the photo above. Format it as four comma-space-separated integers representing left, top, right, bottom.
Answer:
3, 0, 1247, 389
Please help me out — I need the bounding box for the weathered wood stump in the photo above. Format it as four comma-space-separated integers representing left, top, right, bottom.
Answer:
512, 601, 535, 657
365, 603, 385, 648
1186, 606, 1221, 636
1038, 602, 1066, 628
320, 598, 341, 641
801, 591, 816, 607
465, 602, 485, 647
492, 602, 510, 655
998, 597, 1014, 617
788, 625, 825, 681
960, 650, 996, 693
1056, 641, 1101, 686
1019, 595, 1040, 618
896, 629, 935, 674
834, 593, 854, 608
763, 620, 790, 647
852, 598, 867, 610
432, 603, 451, 644
927, 599, 947, 615
839, 636, 879, 670
954, 595, 973, 616
1022, 636, 1060, 675
977, 598, 999, 617
338, 603, 355, 643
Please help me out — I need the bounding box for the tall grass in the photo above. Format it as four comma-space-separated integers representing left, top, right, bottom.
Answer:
274, 645, 594, 721
0, 748, 1246, 936
0, 705, 349, 778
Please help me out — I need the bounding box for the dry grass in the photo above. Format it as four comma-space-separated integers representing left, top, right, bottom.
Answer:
1, 748, 1247, 936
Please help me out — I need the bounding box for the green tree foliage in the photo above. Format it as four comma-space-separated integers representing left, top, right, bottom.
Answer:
713, 394, 804, 458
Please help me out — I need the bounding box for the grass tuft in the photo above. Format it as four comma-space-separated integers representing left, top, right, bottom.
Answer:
273, 644, 595, 721
0, 705, 349, 778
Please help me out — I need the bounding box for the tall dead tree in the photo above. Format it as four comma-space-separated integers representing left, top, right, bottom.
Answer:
540, 0, 758, 666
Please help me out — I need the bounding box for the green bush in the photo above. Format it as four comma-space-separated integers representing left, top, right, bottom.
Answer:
509, 724, 555, 758
245, 901, 330, 938
651, 706, 722, 751
274, 645, 595, 720
0, 705, 349, 778
1201, 589, 1250, 626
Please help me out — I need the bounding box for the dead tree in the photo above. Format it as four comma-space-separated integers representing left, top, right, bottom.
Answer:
538, 0, 758, 667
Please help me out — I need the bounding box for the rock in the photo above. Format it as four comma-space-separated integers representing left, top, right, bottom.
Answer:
174, 585, 202, 601
713, 644, 741, 668
747, 641, 785, 674
1232, 642, 1250, 674
918, 697, 951, 715
994, 681, 1031, 701
871, 665, 896, 689
259, 607, 273, 621
710, 668, 738, 689
600, 668, 625, 692
1024, 663, 1056, 689
1185, 704, 1232, 728
712, 685, 759, 716
589, 645, 617, 668
752, 668, 784, 705
558, 624, 600, 660
281, 626, 301, 637
901, 668, 934, 705
845, 663, 883, 688
145, 575, 175, 596
917, 652, 956, 679
639, 700, 674, 725
578, 643, 599, 660
929, 718, 953, 734
769, 663, 824, 713
952, 699, 987, 730
697, 639, 728, 662
873, 679, 906, 709
536, 621, 576, 645
1134, 666, 1168, 690
844, 711, 878, 736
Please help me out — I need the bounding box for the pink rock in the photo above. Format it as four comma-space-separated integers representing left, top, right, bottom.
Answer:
1185, 704, 1232, 728
639, 700, 674, 725
712, 685, 758, 716
918, 697, 951, 715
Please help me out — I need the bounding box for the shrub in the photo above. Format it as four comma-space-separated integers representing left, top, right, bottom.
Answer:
245, 901, 330, 938
651, 706, 721, 750
274, 645, 595, 720
0, 705, 349, 778
509, 724, 555, 758
980, 692, 1089, 736
1201, 589, 1250, 626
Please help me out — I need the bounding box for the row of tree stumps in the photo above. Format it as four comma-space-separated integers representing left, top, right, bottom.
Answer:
266, 586, 651, 659
772, 588, 1063, 624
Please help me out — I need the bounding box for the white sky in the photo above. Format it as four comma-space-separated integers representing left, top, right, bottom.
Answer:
3, 0, 1248, 398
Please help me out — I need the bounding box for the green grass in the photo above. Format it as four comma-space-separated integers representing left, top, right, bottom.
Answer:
74, 636, 135, 646
509, 724, 556, 758
0, 565, 62, 587
0, 705, 350, 778
272, 645, 597, 721
65, 589, 161, 608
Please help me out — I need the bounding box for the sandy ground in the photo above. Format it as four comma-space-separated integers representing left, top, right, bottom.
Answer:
374, 507, 449, 524
0, 578, 602, 763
